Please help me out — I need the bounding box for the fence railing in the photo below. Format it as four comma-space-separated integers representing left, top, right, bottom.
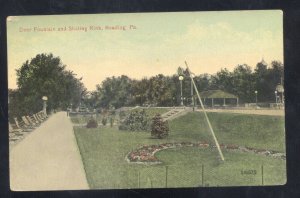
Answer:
9, 110, 49, 145
131, 163, 282, 188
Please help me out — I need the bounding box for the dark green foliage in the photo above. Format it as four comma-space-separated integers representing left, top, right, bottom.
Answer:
9, 53, 86, 118
151, 114, 169, 139
86, 118, 98, 128
119, 109, 150, 131
102, 117, 107, 126
110, 117, 114, 127
92, 60, 283, 108
119, 111, 126, 120
96, 75, 132, 108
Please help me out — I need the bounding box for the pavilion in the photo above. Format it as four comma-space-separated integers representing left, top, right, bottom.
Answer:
200, 90, 239, 107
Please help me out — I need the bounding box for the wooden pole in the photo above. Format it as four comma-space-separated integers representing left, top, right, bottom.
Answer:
185, 61, 225, 161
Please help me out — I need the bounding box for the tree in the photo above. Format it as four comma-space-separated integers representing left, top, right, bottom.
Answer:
215, 68, 234, 92
96, 75, 132, 108
193, 74, 211, 91
254, 60, 269, 102
232, 64, 255, 103
269, 61, 284, 85
131, 78, 150, 106
11, 53, 85, 117
253, 60, 284, 102
151, 114, 169, 139
148, 74, 175, 106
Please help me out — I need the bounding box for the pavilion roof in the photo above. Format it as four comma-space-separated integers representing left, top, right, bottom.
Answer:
200, 90, 238, 99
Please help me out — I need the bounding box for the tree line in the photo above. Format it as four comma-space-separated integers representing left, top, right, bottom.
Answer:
87, 59, 283, 109
9, 53, 283, 118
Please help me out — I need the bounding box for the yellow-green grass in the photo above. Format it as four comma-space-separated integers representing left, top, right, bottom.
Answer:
74, 112, 285, 189
170, 112, 285, 152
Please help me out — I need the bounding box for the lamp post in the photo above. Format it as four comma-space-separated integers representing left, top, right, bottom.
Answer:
275, 91, 278, 104
276, 84, 284, 104
254, 90, 258, 107
172, 97, 175, 107
179, 75, 184, 106
42, 96, 48, 115
191, 80, 194, 106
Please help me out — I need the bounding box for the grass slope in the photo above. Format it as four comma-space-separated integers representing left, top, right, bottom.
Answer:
74, 112, 286, 188
170, 112, 285, 152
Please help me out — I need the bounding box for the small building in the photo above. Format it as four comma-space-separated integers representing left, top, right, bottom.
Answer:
200, 90, 239, 107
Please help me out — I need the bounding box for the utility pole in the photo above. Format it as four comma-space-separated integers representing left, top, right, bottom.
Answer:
185, 61, 225, 161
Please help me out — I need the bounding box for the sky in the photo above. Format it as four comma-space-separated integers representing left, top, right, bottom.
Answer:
7, 10, 283, 91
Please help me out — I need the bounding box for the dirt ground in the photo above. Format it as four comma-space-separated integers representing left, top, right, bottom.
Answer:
198, 109, 284, 116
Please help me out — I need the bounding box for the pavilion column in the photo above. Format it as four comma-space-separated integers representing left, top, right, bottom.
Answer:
236, 98, 239, 107
212, 98, 214, 108
223, 98, 226, 106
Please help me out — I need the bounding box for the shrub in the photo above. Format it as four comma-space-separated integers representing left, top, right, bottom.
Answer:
151, 114, 169, 139
110, 110, 116, 116
119, 111, 126, 120
110, 117, 114, 127
102, 117, 107, 126
119, 109, 150, 131
86, 118, 98, 128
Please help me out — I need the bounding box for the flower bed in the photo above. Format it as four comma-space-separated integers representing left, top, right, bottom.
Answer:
125, 142, 286, 165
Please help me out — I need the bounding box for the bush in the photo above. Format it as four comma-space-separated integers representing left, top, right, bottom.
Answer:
110, 110, 116, 116
119, 109, 150, 131
119, 111, 126, 120
102, 117, 107, 126
110, 117, 114, 127
151, 114, 169, 139
86, 118, 98, 128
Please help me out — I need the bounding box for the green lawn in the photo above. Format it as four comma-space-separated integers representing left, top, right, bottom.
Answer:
73, 111, 286, 189
170, 112, 285, 152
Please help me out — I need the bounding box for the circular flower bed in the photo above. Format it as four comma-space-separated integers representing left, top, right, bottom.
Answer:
125, 141, 286, 165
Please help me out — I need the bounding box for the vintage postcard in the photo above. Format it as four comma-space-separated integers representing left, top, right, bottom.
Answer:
7, 11, 285, 190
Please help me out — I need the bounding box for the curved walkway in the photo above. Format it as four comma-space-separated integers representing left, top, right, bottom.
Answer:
126, 142, 286, 165
10, 111, 89, 191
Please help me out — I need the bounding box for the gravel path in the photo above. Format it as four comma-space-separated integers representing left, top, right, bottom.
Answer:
10, 111, 89, 191
200, 109, 284, 116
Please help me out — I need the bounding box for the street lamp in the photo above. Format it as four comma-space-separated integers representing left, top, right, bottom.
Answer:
276, 84, 284, 104
42, 96, 48, 115
191, 79, 194, 106
179, 75, 184, 106
254, 91, 258, 107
